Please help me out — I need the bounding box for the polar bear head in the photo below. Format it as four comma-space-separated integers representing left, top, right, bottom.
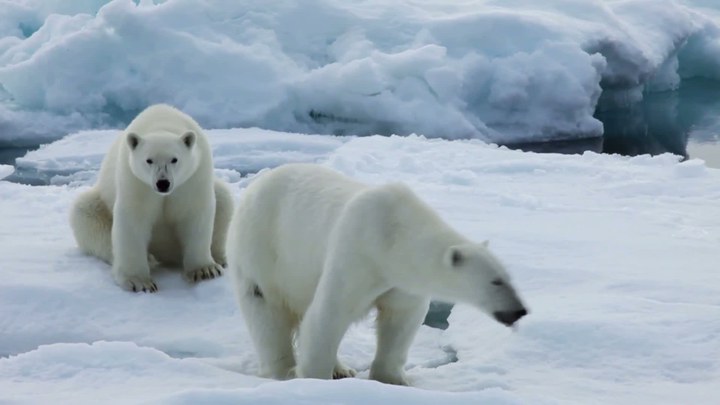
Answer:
441, 241, 528, 327
126, 130, 200, 195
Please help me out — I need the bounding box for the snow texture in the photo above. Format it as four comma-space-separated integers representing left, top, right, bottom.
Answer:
1, 0, 720, 145
2, 131, 719, 404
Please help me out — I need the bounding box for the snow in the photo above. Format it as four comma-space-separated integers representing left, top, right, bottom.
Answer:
2, 0, 720, 145
0, 164, 13, 179
2, 131, 720, 404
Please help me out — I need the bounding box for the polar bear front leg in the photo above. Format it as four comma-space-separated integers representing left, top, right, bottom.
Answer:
296, 296, 357, 380
111, 204, 157, 292
369, 289, 429, 385
297, 264, 385, 380
177, 203, 223, 283
210, 179, 233, 267
70, 188, 114, 264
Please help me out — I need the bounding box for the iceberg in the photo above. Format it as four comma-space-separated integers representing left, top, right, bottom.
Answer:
1, 0, 719, 145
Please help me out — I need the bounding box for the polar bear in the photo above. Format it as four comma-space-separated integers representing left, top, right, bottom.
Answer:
70, 104, 233, 292
226, 163, 528, 385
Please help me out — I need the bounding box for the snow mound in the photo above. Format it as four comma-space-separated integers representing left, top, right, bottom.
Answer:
1, 0, 720, 145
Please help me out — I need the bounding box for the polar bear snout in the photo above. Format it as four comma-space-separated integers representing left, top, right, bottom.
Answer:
492, 308, 528, 327
155, 179, 171, 194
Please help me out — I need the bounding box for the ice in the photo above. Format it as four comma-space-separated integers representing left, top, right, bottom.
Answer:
2, 132, 720, 403
15, 127, 348, 184
0, 164, 13, 179
1, 0, 720, 145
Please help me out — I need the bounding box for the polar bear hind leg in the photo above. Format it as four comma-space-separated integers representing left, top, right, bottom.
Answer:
70, 188, 113, 264
238, 280, 297, 379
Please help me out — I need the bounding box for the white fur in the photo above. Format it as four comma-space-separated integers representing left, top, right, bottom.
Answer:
226, 163, 527, 385
70, 104, 234, 292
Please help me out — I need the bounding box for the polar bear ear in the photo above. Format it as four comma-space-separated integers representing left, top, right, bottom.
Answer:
481, 240, 490, 248
127, 133, 140, 150
182, 131, 196, 148
444, 246, 465, 268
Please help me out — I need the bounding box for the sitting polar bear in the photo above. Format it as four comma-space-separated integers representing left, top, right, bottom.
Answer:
70, 104, 233, 292
226, 163, 528, 385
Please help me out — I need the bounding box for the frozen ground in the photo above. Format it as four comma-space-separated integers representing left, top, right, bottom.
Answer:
1, 130, 719, 404
1, 0, 720, 145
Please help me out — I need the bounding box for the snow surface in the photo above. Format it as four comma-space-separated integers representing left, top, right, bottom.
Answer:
2, 130, 720, 404
2, 0, 720, 145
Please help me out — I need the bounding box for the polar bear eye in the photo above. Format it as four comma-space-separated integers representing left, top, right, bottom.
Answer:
146, 159, 153, 164
171, 157, 178, 164
492, 279, 504, 286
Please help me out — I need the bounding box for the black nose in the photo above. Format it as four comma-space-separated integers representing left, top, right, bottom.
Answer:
156, 179, 171, 193
493, 308, 528, 327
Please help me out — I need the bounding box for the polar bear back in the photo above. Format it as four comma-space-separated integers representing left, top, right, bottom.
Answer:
125, 104, 204, 136
227, 163, 469, 316
228, 164, 370, 313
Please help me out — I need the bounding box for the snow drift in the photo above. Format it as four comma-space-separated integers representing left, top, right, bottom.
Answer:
1, 0, 720, 145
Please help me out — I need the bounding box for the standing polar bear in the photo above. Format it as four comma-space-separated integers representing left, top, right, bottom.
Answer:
70, 104, 233, 292
227, 164, 528, 385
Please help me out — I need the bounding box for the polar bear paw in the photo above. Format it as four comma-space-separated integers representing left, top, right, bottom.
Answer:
183, 263, 223, 283
332, 362, 357, 379
369, 370, 409, 386
119, 275, 158, 293
272, 366, 297, 380
211, 252, 227, 268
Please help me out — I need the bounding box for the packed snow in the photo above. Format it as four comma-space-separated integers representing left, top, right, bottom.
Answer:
1, 131, 719, 404
2, 0, 720, 146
